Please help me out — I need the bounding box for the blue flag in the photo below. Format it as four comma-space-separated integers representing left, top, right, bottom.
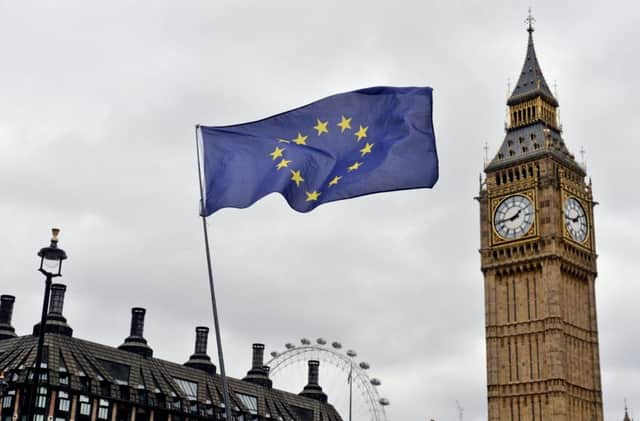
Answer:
199, 86, 438, 215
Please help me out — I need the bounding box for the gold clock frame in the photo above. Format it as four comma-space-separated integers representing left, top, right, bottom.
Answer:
490, 189, 538, 246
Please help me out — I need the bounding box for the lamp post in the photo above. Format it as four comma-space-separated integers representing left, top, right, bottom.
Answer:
30, 228, 67, 421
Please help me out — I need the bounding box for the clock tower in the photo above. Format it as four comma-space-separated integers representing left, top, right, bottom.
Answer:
478, 16, 604, 421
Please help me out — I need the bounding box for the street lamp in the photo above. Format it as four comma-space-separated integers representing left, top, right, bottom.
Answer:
30, 228, 67, 421
38, 228, 67, 277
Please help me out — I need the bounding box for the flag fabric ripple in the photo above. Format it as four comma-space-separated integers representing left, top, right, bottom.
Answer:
199, 86, 438, 215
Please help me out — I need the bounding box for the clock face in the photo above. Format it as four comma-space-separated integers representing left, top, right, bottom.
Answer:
564, 197, 588, 242
493, 195, 534, 240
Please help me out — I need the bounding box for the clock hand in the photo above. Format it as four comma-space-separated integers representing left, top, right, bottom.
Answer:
565, 213, 579, 223
497, 209, 523, 224
508, 208, 523, 222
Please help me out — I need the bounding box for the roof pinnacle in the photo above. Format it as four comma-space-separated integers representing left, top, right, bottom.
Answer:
624, 398, 631, 421
526, 7, 536, 33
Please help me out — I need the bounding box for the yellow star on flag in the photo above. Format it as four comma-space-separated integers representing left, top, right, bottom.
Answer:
276, 158, 292, 170
337, 116, 352, 133
354, 125, 368, 141
305, 190, 321, 201
348, 161, 363, 172
328, 176, 342, 186
360, 142, 374, 156
293, 133, 308, 145
269, 146, 285, 160
290, 170, 304, 187
313, 119, 329, 135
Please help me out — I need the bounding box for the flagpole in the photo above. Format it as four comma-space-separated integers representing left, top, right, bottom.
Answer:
194, 125, 234, 420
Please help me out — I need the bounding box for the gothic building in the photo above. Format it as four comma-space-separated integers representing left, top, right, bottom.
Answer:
0, 287, 341, 421
477, 18, 603, 420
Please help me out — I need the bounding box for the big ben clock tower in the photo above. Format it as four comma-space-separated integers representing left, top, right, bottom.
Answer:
478, 14, 604, 421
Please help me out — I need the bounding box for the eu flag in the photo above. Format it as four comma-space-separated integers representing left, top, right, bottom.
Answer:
199, 86, 438, 215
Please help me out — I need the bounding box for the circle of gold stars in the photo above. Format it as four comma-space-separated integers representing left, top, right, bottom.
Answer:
267, 115, 375, 202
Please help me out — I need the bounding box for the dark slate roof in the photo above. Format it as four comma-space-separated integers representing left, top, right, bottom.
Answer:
0, 334, 343, 421
485, 123, 583, 174
508, 29, 558, 107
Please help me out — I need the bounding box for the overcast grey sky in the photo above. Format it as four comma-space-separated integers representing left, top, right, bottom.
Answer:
1, 1, 638, 420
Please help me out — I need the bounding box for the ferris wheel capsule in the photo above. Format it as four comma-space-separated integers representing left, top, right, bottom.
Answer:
300, 338, 311, 345
359, 362, 370, 370
370, 378, 381, 386
270, 351, 279, 358
331, 341, 342, 349
316, 338, 327, 345
285, 343, 295, 349
379, 398, 389, 406
346, 349, 357, 357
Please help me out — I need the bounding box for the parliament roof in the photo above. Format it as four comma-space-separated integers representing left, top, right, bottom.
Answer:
0, 289, 342, 421
0, 334, 342, 421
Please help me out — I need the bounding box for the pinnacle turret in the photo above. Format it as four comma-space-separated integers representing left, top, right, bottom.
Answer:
624, 400, 632, 421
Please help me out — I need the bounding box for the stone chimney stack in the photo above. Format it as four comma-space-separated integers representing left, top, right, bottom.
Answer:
252, 343, 264, 369
184, 326, 216, 374
118, 307, 153, 357
33, 283, 73, 337
130, 307, 145, 337
0, 295, 17, 340
299, 360, 327, 403
242, 344, 272, 388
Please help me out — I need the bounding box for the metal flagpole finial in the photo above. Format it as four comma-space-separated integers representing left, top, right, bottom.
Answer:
526, 7, 536, 33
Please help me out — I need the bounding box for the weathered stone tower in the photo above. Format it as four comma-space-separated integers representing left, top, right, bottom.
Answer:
477, 15, 604, 421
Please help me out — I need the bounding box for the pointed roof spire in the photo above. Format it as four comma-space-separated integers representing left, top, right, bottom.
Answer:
508, 9, 558, 106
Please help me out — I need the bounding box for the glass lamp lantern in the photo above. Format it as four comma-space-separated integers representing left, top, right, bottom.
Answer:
37, 228, 67, 277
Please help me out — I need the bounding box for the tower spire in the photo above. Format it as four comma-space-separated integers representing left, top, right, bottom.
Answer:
508, 11, 556, 106
485, 11, 582, 175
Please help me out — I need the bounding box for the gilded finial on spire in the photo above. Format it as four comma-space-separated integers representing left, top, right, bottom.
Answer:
526, 7, 535, 33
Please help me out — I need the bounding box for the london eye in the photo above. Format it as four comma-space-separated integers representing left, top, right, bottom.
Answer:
266, 338, 389, 421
